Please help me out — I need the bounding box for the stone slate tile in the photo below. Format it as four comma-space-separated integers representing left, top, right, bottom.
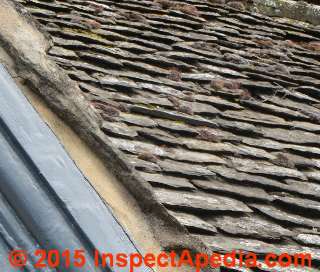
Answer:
130, 105, 219, 127
99, 75, 140, 90
295, 86, 320, 100
293, 233, 320, 247
230, 157, 307, 180
286, 144, 320, 157
241, 100, 309, 121
68, 70, 98, 83
233, 144, 276, 160
158, 159, 215, 177
304, 171, 320, 183
27, 0, 71, 12
141, 31, 184, 44
198, 235, 277, 254
49, 46, 78, 59
142, 54, 195, 70
208, 214, 293, 240
165, 148, 227, 165
200, 235, 320, 263
137, 127, 181, 146
52, 36, 89, 49
214, 118, 262, 135
119, 113, 157, 128
156, 119, 198, 136
159, 50, 206, 63
208, 165, 292, 190
129, 37, 173, 51
28, 7, 56, 17
258, 262, 318, 272
222, 110, 288, 127
261, 127, 320, 145
79, 52, 124, 68
89, 44, 137, 59
284, 179, 320, 200
101, 121, 137, 139
145, 15, 203, 29
168, 210, 217, 234
138, 82, 182, 96
274, 195, 320, 215
290, 121, 320, 133
183, 138, 235, 154
109, 138, 167, 157
200, 63, 248, 78
194, 94, 244, 111
241, 137, 287, 151
126, 154, 162, 173
250, 203, 320, 229
192, 179, 273, 202
139, 172, 196, 191
154, 189, 252, 213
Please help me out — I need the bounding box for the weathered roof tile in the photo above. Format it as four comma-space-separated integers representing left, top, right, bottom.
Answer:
155, 189, 253, 213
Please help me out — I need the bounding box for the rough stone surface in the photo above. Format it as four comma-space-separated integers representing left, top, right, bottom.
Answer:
10, 0, 320, 265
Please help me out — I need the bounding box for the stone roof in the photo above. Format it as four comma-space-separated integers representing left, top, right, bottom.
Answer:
16, 0, 320, 270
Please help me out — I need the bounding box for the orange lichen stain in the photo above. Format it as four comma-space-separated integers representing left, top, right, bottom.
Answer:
197, 129, 221, 142
88, 3, 104, 14
138, 152, 159, 163
175, 4, 200, 17
167, 67, 182, 82
305, 41, 320, 51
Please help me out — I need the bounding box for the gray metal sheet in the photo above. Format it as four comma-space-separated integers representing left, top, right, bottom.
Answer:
0, 64, 152, 272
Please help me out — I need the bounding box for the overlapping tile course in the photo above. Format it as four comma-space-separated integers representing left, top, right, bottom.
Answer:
17, 0, 320, 269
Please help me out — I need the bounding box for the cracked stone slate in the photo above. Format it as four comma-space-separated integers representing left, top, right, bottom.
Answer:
155, 189, 253, 213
